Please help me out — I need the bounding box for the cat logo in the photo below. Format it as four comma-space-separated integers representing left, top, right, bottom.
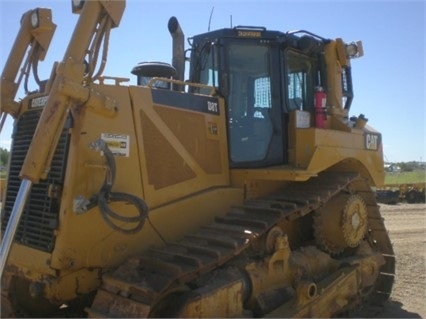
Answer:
365, 133, 381, 151
30, 96, 48, 108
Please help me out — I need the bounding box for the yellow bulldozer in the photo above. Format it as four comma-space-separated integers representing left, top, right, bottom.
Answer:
0, 1, 394, 317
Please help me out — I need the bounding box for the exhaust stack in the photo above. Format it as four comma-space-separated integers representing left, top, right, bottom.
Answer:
168, 16, 185, 90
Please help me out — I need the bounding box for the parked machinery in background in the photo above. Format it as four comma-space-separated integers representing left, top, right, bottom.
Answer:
377, 183, 426, 204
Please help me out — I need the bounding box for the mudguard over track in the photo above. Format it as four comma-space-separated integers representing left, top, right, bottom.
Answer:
86, 172, 395, 318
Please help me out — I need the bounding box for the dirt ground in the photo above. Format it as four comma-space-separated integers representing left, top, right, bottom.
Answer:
375, 203, 426, 319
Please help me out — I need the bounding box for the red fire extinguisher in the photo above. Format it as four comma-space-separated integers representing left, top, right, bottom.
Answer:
314, 86, 327, 128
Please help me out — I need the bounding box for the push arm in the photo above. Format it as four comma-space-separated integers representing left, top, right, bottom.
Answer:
0, 8, 56, 118
21, 0, 125, 183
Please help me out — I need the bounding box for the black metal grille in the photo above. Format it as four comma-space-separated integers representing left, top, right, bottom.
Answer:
1, 109, 71, 252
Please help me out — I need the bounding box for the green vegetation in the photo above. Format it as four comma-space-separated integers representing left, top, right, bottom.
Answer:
0, 147, 9, 167
0, 147, 9, 179
385, 169, 426, 185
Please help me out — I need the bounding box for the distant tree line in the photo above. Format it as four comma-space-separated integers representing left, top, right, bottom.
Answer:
393, 161, 425, 172
0, 147, 9, 168
399, 162, 425, 172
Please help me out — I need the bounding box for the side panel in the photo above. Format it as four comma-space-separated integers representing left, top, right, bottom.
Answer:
129, 86, 230, 208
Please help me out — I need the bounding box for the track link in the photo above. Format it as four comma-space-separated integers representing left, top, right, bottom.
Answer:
347, 178, 396, 317
86, 172, 395, 318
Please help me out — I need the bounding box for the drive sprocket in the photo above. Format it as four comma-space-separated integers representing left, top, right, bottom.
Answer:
314, 193, 368, 255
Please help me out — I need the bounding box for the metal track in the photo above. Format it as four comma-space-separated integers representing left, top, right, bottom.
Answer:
346, 178, 396, 317
86, 172, 395, 318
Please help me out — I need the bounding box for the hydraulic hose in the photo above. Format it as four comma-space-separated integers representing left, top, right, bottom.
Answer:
97, 191, 148, 234
89, 139, 148, 235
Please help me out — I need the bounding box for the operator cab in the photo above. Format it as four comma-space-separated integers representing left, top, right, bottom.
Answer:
189, 27, 331, 168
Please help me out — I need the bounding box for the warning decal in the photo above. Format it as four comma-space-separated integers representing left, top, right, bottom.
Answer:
101, 133, 130, 157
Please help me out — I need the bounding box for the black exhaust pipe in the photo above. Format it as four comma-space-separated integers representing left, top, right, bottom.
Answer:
168, 16, 185, 91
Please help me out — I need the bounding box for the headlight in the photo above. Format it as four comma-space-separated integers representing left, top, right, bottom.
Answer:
30, 9, 39, 28
72, 0, 85, 13
345, 41, 364, 58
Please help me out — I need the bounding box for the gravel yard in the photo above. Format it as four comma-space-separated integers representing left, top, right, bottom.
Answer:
376, 203, 426, 318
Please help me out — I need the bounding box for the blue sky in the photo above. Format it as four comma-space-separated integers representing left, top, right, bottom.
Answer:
1, 0, 425, 163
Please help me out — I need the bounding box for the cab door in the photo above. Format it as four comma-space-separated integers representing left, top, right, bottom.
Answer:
224, 39, 284, 168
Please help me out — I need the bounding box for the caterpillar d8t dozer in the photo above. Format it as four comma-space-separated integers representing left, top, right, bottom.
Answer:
0, 0, 394, 317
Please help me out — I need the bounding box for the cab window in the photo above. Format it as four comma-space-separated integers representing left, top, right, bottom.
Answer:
195, 43, 219, 95
286, 50, 317, 112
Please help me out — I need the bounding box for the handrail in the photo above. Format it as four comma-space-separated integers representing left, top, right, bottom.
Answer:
147, 77, 217, 96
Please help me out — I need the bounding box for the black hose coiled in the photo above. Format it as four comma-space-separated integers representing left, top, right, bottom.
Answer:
90, 139, 148, 235
98, 190, 148, 235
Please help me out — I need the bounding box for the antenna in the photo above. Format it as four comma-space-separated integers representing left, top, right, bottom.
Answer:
230, 15, 233, 28
208, 6, 214, 31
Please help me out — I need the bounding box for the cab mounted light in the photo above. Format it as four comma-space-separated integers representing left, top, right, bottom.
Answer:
30, 9, 39, 28
345, 41, 364, 58
72, 0, 85, 13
